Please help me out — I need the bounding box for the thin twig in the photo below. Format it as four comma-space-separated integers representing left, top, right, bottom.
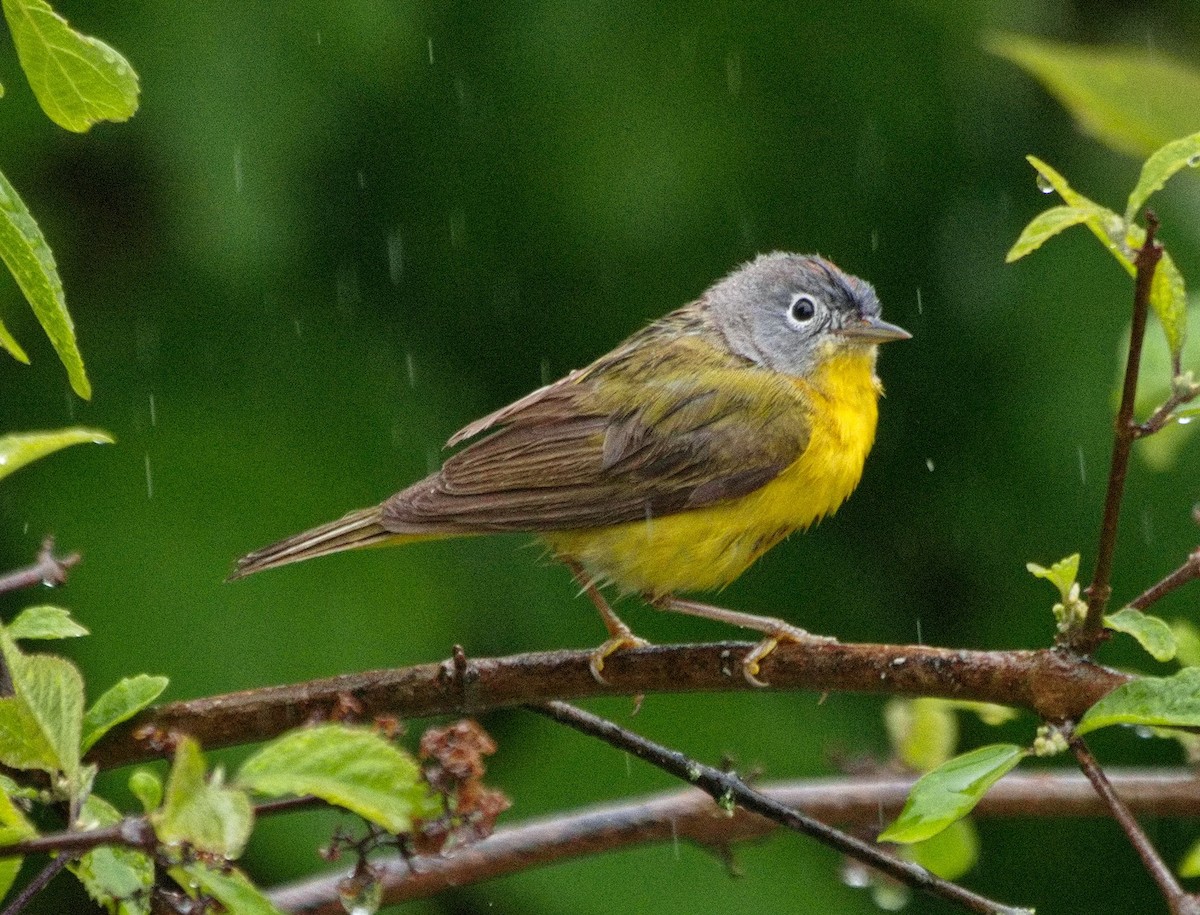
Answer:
1078, 214, 1163, 652
530, 701, 1031, 915
1070, 736, 1200, 915
87, 641, 1129, 770
1129, 547, 1200, 612
0, 537, 80, 597
0, 853, 71, 915
266, 768, 1200, 913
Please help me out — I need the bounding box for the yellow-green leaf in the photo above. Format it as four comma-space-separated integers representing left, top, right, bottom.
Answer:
7, 605, 88, 640
987, 33, 1200, 158
1006, 204, 1106, 263
237, 723, 439, 834
1180, 837, 1200, 879
879, 744, 1027, 844
1, 0, 139, 132
171, 864, 284, 915
70, 795, 153, 915
0, 168, 89, 396
0, 428, 113, 483
153, 737, 253, 857
1104, 608, 1177, 663
1171, 620, 1200, 668
1078, 667, 1200, 735
884, 698, 958, 772
0, 315, 28, 363
81, 674, 168, 753
1125, 132, 1200, 221
0, 780, 36, 902
908, 817, 980, 881
1026, 553, 1080, 603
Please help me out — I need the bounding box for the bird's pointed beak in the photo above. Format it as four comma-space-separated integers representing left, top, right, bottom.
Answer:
837, 315, 911, 343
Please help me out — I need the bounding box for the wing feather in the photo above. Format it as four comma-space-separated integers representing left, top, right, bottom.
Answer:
381, 312, 812, 534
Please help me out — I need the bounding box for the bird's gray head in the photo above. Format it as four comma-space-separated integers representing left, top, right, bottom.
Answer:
703, 252, 909, 377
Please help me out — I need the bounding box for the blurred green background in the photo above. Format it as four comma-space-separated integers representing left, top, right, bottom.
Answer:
3, 1, 1200, 912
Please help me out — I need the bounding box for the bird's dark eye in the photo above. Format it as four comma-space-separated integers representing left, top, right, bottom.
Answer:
789, 294, 816, 324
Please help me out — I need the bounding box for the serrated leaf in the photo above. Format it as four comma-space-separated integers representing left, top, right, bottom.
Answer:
1078, 667, 1200, 735
0, 636, 83, 779
7, 605, 88, 640
1026, 553, 1080, 603
0, 779, 37, 902
987, 33, 1200, 158
237, 723, 438, 834
81, 674, 168, 754
0, 428, 113, 482
878, 744, 1027, 844
1, 0, 139, 132
908, 817, 980, 881
1125, 132, 1200, 221
69, 795, 153, 915
128, 769, 162, 814
1006, 204, 1104, 262
153, 737, 253, 857
171, 864, 284, 915
884, 698, 958, 772
1104, 607, 1177, 662
0, 169, 89, 397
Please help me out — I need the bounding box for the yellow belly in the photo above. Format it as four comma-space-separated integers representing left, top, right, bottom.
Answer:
544, 352, 882, 595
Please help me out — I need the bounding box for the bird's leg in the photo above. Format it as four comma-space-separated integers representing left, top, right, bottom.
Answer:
650, 596, 836, 687
565, 561, 649, 683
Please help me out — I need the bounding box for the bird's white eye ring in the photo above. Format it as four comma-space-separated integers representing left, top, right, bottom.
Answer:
788, 294, 817, 324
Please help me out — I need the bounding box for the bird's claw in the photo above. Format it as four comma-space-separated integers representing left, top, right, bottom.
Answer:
742, 626, 837, 687
589, 633, 651, 683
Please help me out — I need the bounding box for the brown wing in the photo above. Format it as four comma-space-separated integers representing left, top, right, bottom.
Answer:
380, 315, 812, 534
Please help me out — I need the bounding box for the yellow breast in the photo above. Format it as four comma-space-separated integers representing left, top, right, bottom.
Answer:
545, 350, 883, 595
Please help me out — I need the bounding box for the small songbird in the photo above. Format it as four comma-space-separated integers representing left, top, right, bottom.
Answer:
231, 252, 909, 684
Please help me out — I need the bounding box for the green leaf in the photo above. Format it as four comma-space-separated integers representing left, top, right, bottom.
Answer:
128, 769, 162, 814
1006, 204, 1105, 263
0, 779, 37, 902
70, 795, 153, 915
908, 817, 980, 881
1, 0, 139, 132
0, 636, 84, 779
0, 169, 90, 397
1125, 132, 1200, 221
1078, 667, 1200, 735
7, 605, 88, 640
884, 698, 958, 772
1180, 837, 1200, 879
171, 864, 284, 915
1104, 608, 1177, 662
0, 428, 113, 482
939, 700, 1020, 727
1171, 620, 1200, 668
0, 315, 29, 363
987, 33, 1200, 158
1026, 553, 1080, 603
153, 737, 253, 857
1023, 156, 1189, 357
237, 723, 438, 834
81, 674, 168, 754
878, 744, 1027, 844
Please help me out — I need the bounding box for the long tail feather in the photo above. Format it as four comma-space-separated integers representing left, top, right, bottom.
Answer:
229, 506, 394, 580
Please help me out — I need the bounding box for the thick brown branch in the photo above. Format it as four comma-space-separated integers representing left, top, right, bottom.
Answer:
1070, 737, 1200, 915
87, 642, 1129, 770
1078, 215, 1162, 651
266, 768, 1200, 913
